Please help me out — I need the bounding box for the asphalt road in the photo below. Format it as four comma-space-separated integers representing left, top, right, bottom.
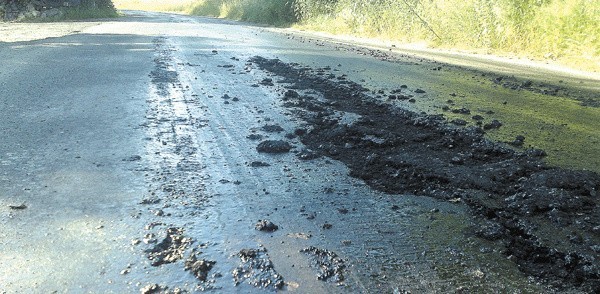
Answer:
1, 11, 597, 293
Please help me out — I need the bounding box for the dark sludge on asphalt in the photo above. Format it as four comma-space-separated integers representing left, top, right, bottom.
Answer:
249, 56, 600, 292
233, 248, 285, 290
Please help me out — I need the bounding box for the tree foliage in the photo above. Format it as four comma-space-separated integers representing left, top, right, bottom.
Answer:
81, 0, 116, 10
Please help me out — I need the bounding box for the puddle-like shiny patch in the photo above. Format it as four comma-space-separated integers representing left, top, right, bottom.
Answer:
134, 36, 219, 290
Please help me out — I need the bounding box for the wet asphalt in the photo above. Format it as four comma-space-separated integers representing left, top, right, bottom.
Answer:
0, 11, 595, 293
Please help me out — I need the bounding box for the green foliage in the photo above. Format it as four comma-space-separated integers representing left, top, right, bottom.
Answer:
189, 0, 222, 17
37, 0, 119, 20
293, 0, 338, 19
23, 0, 118, 21
61, 5, 118, 19
81, 0, 117, 10
188, 0, 296, 26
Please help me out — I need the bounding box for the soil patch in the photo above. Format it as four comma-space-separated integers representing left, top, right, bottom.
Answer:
140, 283, 166, 294
250, 56, 600, 292
262, 124, 285, 133
250, 161, 271, 167
233, 248, 284, 290
301, 246, 346, 284
184, 251, 216, 282
146, 227, 192, 266
256, 140, 292, 153
255, 220, 279, 232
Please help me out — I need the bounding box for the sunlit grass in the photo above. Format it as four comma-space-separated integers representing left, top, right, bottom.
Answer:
294, 0, 599, 72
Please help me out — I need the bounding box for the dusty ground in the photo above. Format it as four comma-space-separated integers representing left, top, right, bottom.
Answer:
1, 10, 598, 293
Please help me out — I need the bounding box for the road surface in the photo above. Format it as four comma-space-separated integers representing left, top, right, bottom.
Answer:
1, 11, 598, 293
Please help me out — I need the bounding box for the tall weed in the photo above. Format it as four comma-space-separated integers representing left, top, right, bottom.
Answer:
295, 0, 599, 70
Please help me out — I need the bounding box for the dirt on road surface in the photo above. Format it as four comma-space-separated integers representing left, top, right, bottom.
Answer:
250, 56, 599, 291
1, 11, 598, 293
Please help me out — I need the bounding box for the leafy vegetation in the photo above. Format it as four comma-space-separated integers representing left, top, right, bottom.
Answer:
61, 0, 118, 19
22, 0, 118, 21
192, 0, 296, 25
60, 7, 118, 20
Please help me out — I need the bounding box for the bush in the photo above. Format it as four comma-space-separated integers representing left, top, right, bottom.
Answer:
188, 0, 296, 26
81, 0, 116, 10
294, 0, 338, 20
61, 5, 118, 19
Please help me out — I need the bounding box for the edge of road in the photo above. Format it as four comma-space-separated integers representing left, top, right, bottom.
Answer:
267, 27, 600, 88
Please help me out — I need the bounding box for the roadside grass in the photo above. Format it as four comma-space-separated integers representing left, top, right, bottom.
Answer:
295, 0, 599, 72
